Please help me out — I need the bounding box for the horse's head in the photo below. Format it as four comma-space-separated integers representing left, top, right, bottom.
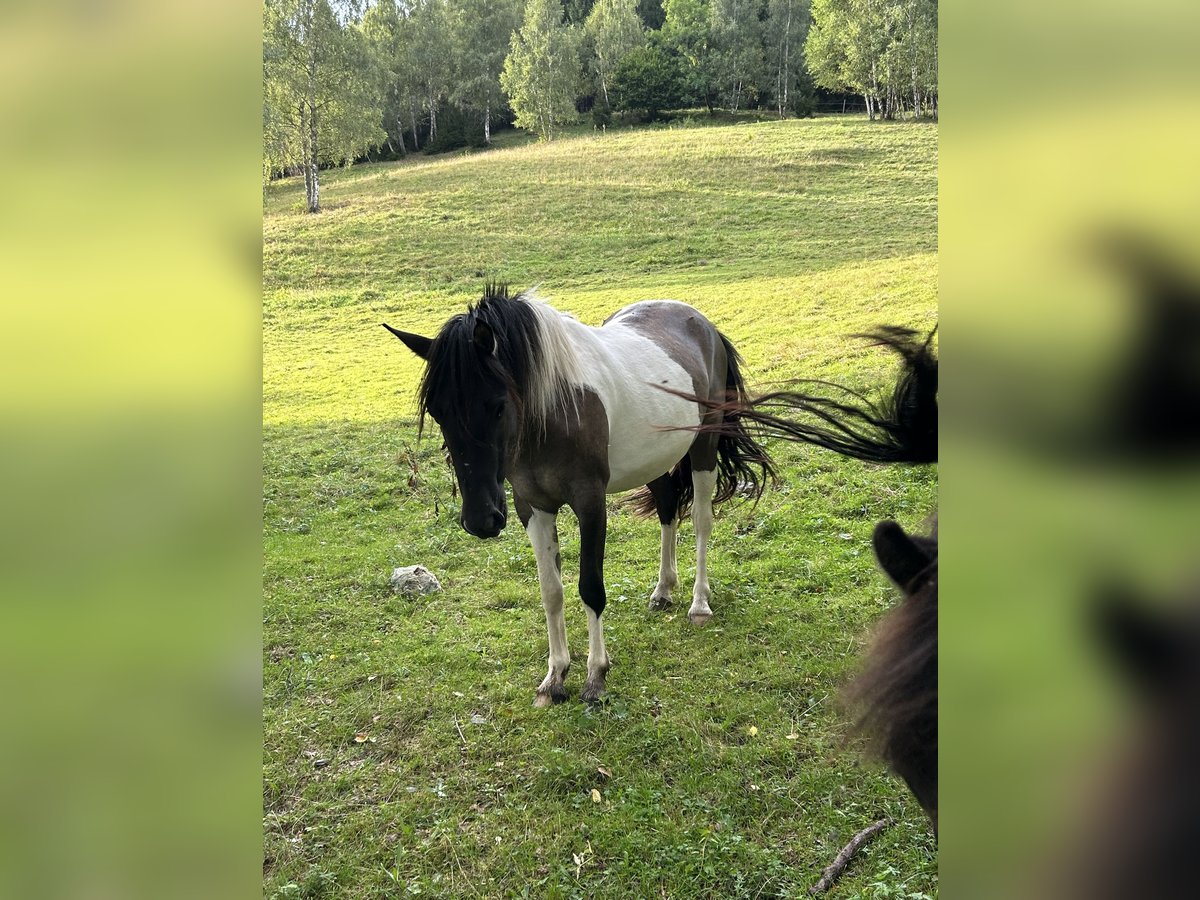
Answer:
384, 316, 517, 539
850, 517, 939, 833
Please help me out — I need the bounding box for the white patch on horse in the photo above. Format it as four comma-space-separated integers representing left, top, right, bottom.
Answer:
688, 468, 718, 625
649, 517, 679, 609
557, 305, 702, 493
519, 291, 585, 429
526, 508, 569, 706
581, 605, 611, 702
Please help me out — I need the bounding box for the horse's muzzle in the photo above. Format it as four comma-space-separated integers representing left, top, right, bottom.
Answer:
461, 508, 506, 539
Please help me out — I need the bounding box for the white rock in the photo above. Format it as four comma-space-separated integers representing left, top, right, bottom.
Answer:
390, 565, 442, 595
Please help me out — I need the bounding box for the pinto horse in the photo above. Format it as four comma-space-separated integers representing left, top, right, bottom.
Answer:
384, 285, 775, 705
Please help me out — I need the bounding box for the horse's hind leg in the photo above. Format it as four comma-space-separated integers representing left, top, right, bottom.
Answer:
688, 437, 720, 626
644, 473, 679, 611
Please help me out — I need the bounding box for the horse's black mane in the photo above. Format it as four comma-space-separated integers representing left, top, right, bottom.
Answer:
415, 283, 541, 434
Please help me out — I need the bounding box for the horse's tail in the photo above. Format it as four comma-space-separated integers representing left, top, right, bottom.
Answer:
629, 333, 777, 520
711, 332, 778, 507
728, 326, 938, 465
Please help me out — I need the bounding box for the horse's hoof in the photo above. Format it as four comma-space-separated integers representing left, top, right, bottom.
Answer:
581, 681, 607, 704
534, 683, 567, 707
688, 611, 712, 627
648, 593, 672, 611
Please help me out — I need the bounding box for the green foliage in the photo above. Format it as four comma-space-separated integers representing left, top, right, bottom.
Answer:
660, 0, 719, 110
610, 42, 685, 119
805, 0, 937, 119
710, 0, 766, 111
637, 0, 667, 29
449, 0, 523, 142
788, 63, 818, 117
764, 0, 811, 117
263, 117, 938, 898
502, 0, 584, 139
264, 0, 384, 208
585, 0, 647, 108
592, 100, 615, 127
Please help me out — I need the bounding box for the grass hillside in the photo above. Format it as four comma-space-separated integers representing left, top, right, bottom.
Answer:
264, 116, 938, 899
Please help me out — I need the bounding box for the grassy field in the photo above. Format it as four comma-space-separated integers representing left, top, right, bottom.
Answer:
263, 115, 938, 899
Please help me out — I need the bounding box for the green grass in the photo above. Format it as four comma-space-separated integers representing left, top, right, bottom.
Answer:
264, 115, 938, 899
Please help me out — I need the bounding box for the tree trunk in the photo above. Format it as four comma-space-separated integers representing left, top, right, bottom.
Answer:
484, 102, 491, 144
307, 99, 320, 213
299, 102, 312, 201
780, 1, 793, 118
396, 117, 407, 155
303, 13, 319, 214
410, 104, 420, 151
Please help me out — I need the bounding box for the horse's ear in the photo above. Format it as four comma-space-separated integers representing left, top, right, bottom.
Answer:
1094, 585, 1185, 695
382, 323, 432, 360
872, 520, 934, 591
473, 320, 496, 355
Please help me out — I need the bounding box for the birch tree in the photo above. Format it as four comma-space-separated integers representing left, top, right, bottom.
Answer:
585, 0, 646, 110
362, 0, 415, 154
710, 0, 765, 112
264, 0, 383, 211
805, 0, 936, 120
501, 0, 582, 140
409, 0, 454, 142
449, 0, 523, 144
765, 0, 808, 117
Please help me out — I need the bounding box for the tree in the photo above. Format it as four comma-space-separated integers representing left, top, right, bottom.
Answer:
409, 0, 455, 142
610, 40, 684, 120
264, 0, 383, 211
449, 0, 523, 143
501, 0, 582, 140
764, 0, 809, 117
710, 0, 766, 112
585, 0, 646, 110
361, 0, 416, 155
660, 0, 718, 112
805, 0, 936, 120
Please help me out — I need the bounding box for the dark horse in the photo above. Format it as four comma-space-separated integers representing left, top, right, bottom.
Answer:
1051, 582, 1200, 900
384, 285, 775, 705
692, 326, 938, 830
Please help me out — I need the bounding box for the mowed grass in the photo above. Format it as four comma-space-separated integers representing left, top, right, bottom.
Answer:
264, 116, 938, 899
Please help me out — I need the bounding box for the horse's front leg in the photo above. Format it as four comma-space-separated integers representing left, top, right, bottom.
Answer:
523, 505, 569, 707
573, 491, 611, 703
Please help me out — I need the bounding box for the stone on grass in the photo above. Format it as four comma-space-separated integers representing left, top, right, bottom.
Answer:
390, 565, 442, 596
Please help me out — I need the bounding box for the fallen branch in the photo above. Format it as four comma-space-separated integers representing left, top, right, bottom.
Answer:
809, 818, 891, 895
452, 713, 467, 749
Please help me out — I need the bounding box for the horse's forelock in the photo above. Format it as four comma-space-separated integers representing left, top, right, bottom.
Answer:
417, 290, 578, 435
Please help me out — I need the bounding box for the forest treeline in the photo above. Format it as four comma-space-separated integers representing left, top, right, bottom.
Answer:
264, 0, 937, 211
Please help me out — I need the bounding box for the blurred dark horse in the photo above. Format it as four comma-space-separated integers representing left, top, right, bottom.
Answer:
1053, 583, 1200, 900
690, 326, 939, 831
